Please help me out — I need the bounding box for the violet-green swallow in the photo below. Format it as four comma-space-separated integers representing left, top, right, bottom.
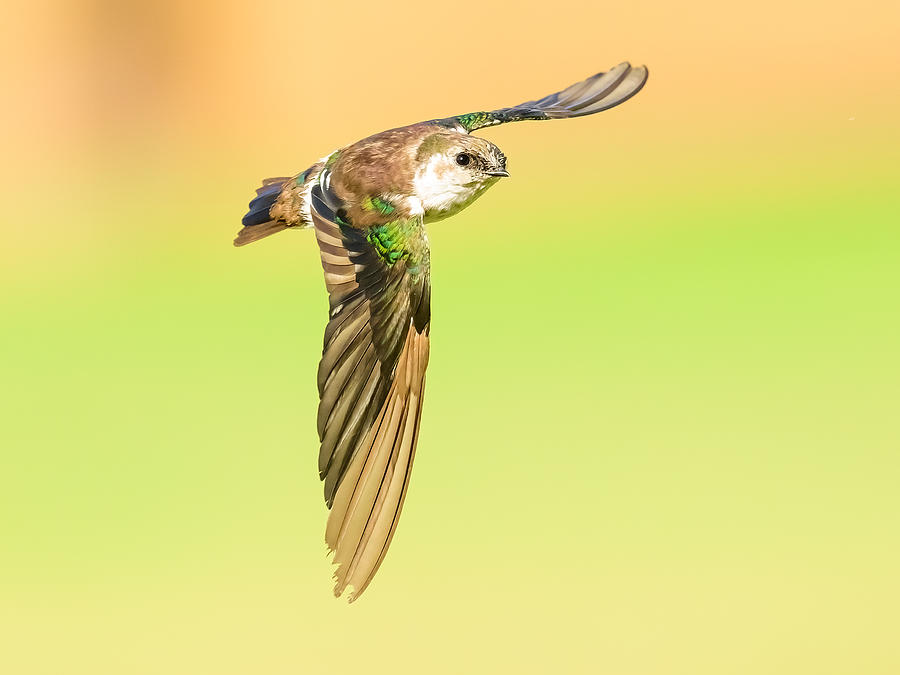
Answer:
235, 62, 648, 601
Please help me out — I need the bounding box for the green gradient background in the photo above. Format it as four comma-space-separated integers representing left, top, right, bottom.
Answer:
2, 1, 899, 673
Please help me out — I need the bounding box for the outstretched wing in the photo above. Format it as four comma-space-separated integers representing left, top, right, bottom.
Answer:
445, 62, 648, 133
309, 180, 431, 601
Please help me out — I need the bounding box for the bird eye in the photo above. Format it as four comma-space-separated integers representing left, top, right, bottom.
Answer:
455, 153, 471, 166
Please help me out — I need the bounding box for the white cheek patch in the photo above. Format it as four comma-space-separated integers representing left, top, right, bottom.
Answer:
413, 156, 475, 214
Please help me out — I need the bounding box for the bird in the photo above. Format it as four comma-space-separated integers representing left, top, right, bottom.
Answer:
235, 62, 649, 601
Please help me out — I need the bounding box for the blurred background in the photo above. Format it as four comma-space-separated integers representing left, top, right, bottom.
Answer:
2, 0, 899, 673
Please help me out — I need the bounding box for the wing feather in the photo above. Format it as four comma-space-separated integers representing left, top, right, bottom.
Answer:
325, 325, 429, 601
445, 62, 648, 132
310, 181, 431, 599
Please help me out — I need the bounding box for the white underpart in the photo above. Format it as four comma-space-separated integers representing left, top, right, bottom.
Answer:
299, 152, 336, 228
412, 155, 488, 222
299, 178, 317, 227
402, 194, 425, 217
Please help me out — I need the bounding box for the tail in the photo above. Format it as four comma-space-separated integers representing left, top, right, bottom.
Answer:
234, 177, 291, 247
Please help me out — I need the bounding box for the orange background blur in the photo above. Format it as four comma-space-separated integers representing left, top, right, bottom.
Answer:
2, 1, 899, 673
2, 0, 898, 265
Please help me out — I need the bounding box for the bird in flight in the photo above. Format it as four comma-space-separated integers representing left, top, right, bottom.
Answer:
235, 62, 649, 601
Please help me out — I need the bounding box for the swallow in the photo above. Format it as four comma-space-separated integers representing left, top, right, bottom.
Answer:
235, 62, 649, 600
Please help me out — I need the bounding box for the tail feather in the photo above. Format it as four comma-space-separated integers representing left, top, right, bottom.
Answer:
242, 180, 287, 227
257, 176, 292, 193
234, 177, 291, 246
234, 220, 288, 247
235, 164, 325, 247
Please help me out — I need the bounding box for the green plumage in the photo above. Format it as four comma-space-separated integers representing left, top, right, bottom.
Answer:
455, 112, 495, 132
365, 218, 421, 268
361, 195, 396, 216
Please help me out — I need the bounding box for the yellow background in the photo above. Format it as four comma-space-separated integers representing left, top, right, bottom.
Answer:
2, 1, 899, 673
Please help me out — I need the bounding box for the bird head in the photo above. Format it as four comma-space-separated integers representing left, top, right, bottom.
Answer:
413, 132, 508, 220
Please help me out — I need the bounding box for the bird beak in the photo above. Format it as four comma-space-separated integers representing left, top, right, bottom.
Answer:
485, 169, 510, 177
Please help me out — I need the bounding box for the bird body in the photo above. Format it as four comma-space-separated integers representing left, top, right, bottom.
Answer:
236, 62, 649, 600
